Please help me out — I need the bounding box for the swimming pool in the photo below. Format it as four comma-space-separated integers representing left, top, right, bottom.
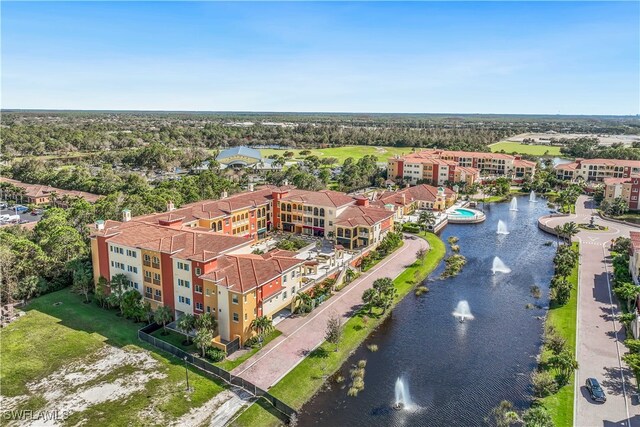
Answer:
451, 208, 476, 217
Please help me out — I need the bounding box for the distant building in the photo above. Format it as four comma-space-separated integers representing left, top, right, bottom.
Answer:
371, 184, 458, 220
555, 158, 640, 182
0, 177, 101, 206
216, 146, 282, 171
603, 175, 640, 211
388, 149, 534, 185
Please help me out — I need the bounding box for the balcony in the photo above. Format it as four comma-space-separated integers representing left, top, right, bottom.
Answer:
153, 279, 161, 286
358, 232, 369, 238
144, 276, 152, 283
144, 292, 152, 299
154, 295, 162, 302
152, 262, 160, 269
143, 260, 151, 267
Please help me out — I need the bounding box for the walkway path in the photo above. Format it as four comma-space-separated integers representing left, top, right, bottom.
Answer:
540, 195, 639, 427
231, 235, 429, 389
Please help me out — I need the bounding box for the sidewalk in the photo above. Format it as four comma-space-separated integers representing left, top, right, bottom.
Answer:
231, 235, 429, 389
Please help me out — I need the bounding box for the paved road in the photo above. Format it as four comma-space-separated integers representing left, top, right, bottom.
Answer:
231, 235, 429, 389
540, 196, 640, 427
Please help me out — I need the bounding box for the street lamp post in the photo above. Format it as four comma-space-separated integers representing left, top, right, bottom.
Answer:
184, 356, 192, 392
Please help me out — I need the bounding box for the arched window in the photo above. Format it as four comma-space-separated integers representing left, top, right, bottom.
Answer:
319, 208, 325, 216
313, 207, 319, 216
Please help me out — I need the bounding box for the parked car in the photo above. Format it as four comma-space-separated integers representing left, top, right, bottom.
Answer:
585, 378, 606, 402
0, 202, 7, 209
14, 205, 28, 213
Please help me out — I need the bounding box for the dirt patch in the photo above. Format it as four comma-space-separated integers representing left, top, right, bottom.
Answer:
1, 345, 165, 426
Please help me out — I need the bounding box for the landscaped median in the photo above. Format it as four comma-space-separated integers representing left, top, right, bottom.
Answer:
538, 242, 579, 427
231, 232, 446, 427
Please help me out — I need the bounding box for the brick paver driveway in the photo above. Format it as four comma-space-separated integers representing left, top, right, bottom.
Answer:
231, 234, 429, 389
540, 195, 640, 427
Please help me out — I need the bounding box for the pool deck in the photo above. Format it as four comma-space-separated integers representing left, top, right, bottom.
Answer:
446, 203, 486, 224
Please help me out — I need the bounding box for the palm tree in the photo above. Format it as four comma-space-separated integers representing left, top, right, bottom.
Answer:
250, 315, 274, 337
418, 210, 436, 231
345, 268, 356, 284
561, 222, 579, 244
553, 225, 564, 250
154, 305, 173, 335
177, 313, 196, 344
195, 312, 217, 333
194, 327, 214, 357
361, 288, 378, 315
293, 292, 313, 314
70, 259, 93, 303
110, 273, 129, 315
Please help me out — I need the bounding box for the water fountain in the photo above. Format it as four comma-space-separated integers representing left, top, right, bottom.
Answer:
529, 191, 537, 203
509, 197, 518, 211
394, 377, 413, 410
492, 256, 512, 274
496, 220, 509, 235
452, 300, 474, 322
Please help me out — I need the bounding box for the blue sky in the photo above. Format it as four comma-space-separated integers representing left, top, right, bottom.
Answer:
2, 1, 639, 114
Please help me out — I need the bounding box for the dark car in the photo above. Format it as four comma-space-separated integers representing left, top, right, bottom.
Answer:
585, 378, 606, 402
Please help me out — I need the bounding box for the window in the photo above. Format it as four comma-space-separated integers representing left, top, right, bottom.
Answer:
232, 294, 239, 304
178, 296, 185, 303
245, 313, 248, 321
283, 291, 287, 300
283, 274, 287, 283
145, 271, 152, 278
177, 261, 190, 271
110, 246, 114, 252
152, 256, 159, 264
233, 312, 239, 322
206, 288, 211, 296
155, 289, 161, 297
111, 261, 114, 267
244, 295, 247, 303
206, 306, 211, 313
153, 273, 161, 281
144, 254, 151, 262
185, 297, 191, 305
126, 249, 137, 258
196, 302, 203, 311
177, 279, 190, 289
195, 267, 202, 275
195, 284, 203, 293
146, 286, 152, 293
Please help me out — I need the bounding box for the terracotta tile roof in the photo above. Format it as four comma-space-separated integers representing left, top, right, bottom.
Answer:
200, 253, 303, 293
555, 162, 579, 171
376, 184, 455, 206
280, 189, 355, 207
137, 186, 278, 224
0, 177, 101, 203
90, 220, 250, 261
335, 205, 394, 227
555, 159, 640, 171
397, 149, 533, 164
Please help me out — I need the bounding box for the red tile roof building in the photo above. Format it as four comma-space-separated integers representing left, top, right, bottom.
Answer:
603, 175, 640, 211
555, 158, 640, 182
388, 149, 535, 185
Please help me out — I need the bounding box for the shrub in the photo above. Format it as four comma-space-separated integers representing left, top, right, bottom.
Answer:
402, 223, 421, 233
367, 344, 379, 352
207, 348, 226, 362
415, 285, 429, 296
357, 359, 367, 369
531, 371, 558, 397
545, 333, 567, 355
530, 285, 542, 299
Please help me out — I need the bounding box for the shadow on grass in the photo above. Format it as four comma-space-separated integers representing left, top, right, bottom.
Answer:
24, 288, 144, 348
253, 397, 290, 425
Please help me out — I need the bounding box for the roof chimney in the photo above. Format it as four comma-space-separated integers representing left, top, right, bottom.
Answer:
167, 201, 175, 212
122, 209, 131, 222
95, 220, 105, 230
401, 193, 406, 205
221, 191, 228, 199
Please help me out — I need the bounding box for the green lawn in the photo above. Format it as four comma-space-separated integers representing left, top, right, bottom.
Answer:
232, 233, 446, 427
259, 146, 414, 163
612, 212, 640, 225
1, 288, 228, 426
215, 330, 283, 371
540, 243, 579, 427
490, 141, 562, 156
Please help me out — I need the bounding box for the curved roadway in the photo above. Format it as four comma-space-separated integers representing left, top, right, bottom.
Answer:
540, 195, 640, 427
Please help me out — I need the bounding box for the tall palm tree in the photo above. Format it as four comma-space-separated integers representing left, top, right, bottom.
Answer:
177, 313, 196, 344
110, 273, 129, 315
154, 305, 173, 335
561, 222, 579, 244
250, 315, 274, 337
418, 211, 436, 231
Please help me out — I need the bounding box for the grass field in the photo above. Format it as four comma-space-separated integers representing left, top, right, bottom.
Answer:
260, 146, 414, 163
490, 141, 562, 156
232, 233, 446, 427
540, 242, 579, 427
0, 289, 228, 426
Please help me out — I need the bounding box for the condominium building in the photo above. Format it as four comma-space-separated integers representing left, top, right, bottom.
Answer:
372, 184, 458, 220
603, 175, 640, 211
90, 218, 304, 346
272, 187, 395, 245
388, 149, 535, 185
555, 158, 640, 182
89, 184, 397, 345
